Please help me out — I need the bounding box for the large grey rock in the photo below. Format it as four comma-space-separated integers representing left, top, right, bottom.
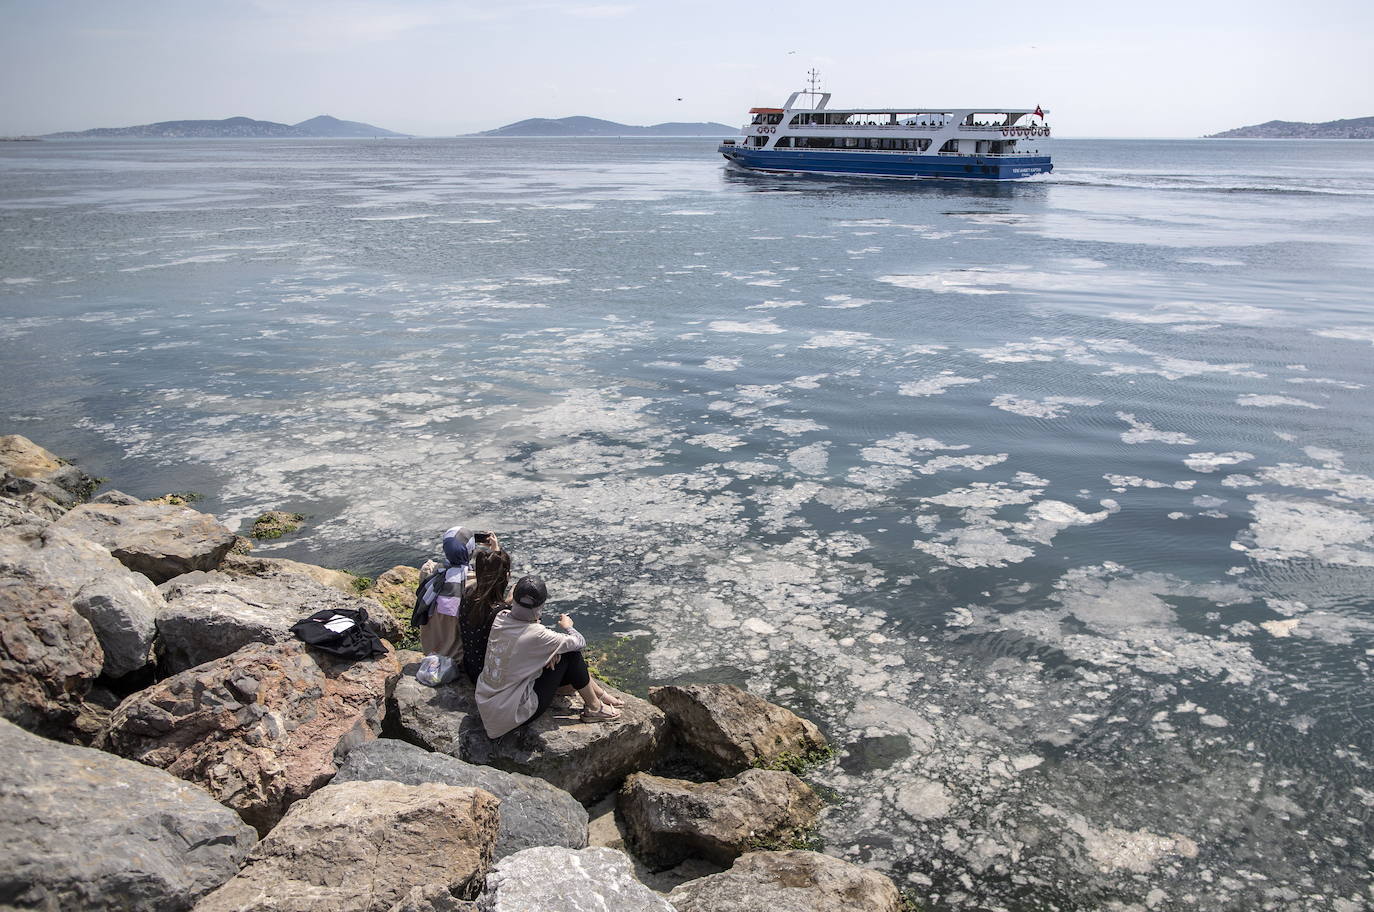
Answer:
0, 490, 64, 526
0, 577, 103, 738
193, 780, 499, 912
649, 683, 829, 777
53, 498, 235, 583
480, 846, 674, 912
335, 738, 589, 859
91, 488, 144, 506
156, 569, 402, 674
0, 522, 161, 678
105, 639, 401, 834
666, 850, 902, 912
0, 434, 96, 510
218, 552, 363, 594
619, 769, 823, 870
390, 672, 667, 803
0, 717, 257, 912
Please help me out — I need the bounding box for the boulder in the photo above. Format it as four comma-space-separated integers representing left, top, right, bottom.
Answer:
390, 672, 666, 803
481, 846, 674, 912
334, 738, 588, 859
666, 850, 902, 912
0, 718, 257, 912
249, 510, 304, 540
0, 490, 65, 525
618, 769, 823, 870
91, 489, 145, 506
386, 885, 480, 912
52, 498, 236, 584
156, 569, 402, 674
360, 564, 421, 641
218, 552, 362, 594
0, 434, 96, 510
649, 683, 829, 776
0, 521, 162, 679
104, 639, 401, 834
0, 577, 103, 738
193, 780, 499, 912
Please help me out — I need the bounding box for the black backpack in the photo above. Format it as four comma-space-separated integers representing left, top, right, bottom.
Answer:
290, 606, 388, 659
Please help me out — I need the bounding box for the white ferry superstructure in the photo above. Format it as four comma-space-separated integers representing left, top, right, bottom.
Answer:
719, 87, 1052, 181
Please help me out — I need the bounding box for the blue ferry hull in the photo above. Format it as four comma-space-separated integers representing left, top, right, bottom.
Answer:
720, 145, 1051, 181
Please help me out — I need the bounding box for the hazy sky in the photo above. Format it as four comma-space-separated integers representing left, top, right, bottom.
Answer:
2, 0, 1371, 137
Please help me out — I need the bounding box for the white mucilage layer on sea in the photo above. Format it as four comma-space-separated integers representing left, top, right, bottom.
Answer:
9, 137, 1373, 912
72, 301, 1374, 907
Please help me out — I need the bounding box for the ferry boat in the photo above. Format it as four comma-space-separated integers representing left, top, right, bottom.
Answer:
720, 74, 1051, 181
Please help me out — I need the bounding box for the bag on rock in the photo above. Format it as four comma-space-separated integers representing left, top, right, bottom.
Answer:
289, 606, 388, 659
415, 653, 456, 686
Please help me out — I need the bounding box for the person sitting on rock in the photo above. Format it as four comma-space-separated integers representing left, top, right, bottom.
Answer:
475, 575, 623, 738
458, 532, 511, 684
418, 526, 475, 661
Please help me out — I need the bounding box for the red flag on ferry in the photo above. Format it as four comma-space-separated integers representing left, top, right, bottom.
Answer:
1033, 105, 1044, 119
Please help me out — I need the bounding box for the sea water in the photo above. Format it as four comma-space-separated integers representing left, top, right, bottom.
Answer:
2, 137, 1372, 910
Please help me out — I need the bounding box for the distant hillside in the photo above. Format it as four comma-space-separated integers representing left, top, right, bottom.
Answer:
45, 115, 407, 139
290, 115, 407, 138
475, 116, 735, 137
1206, 116, 1374, 139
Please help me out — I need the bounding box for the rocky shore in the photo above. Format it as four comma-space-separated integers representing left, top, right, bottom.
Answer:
0, 434, 906, 911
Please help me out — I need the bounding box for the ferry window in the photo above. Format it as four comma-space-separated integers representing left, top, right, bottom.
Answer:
776, 137, 792, 147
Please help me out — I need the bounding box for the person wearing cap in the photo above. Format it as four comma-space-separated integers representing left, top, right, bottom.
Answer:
417, 526, 477, 661
475, 574, 622, 738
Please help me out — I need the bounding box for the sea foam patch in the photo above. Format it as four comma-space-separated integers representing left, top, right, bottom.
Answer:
1236, 394, 1322, 409
708, 318, 785, 334
910, 476, 1120, 569
990, 394, 1102, 419
899, 373, 984, 397
1239, 496, 1374, 566
1106, 301, 1276, 328
1116, 412, 1198, 446
1184, 452, 1254, 473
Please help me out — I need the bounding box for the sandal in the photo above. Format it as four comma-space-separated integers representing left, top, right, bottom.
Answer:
600, 692, 625, 708
581, 705, 621, 723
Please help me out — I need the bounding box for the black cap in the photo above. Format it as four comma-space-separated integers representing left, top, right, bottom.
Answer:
513, 575, 548, 609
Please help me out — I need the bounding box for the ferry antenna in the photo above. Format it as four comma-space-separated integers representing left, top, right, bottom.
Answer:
805, 68, 822, 104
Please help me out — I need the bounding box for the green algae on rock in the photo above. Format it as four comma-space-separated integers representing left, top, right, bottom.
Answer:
251, 510, 305, 540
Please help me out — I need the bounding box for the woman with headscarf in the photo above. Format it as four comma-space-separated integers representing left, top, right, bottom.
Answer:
475, 574, 622, 738
418, 526, 475, 661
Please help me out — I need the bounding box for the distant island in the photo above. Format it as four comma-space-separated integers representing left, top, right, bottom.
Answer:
473, 116, 735, 137
1206, 116, 1374, 139
44, 114, 407, 139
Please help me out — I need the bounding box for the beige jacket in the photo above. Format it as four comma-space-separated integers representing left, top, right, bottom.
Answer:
475, 606, 585, 738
